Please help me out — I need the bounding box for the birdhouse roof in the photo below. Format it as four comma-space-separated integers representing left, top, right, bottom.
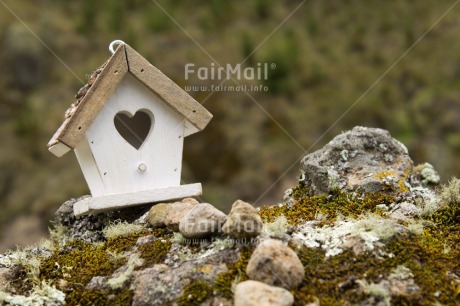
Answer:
47, 43, 212, 157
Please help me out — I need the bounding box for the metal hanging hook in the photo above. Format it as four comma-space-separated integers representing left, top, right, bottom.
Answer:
109, 40, 126, 54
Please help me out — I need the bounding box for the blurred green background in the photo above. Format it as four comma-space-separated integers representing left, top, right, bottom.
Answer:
0, 0, 459, 252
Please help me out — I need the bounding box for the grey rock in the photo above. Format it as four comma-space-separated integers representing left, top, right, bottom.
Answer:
54, 197, 152, 243
164, 198, 199, 232
145, 203, 170, 228
246, 239, 304, 289
300, 126, 413, 195
357, 277, 420, 301
179, 203, 227, 239
222, 200, 262, 238
234, 280, 294, 306
132, 250, 236, 306
86, 276, 109, 291
134, 211, 149, 225
136, 235, 158, 246
386, 278, 421, 298
389, 202, 422, 222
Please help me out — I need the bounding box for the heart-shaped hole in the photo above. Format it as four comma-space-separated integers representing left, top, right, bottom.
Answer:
114, 110, 153, 150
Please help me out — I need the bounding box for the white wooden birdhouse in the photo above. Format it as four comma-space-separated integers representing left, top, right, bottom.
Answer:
47, 42, 212, 217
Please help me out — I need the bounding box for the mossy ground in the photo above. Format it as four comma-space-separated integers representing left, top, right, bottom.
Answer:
7, 265, 33, 296
171, 244, 255, 304
137, 239, 172, 269
3, 182, 459, 305
38, 240, 129, 305
259, 182, 395, 225
291, 227, 459, 305
214, 245, 254, 299
3, 226, 173, 305
176, 280, 214, 306
259, 182, 460, 305
173, 182, 459, 305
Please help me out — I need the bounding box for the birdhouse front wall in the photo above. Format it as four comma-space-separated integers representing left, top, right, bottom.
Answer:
74, 74, 186, 197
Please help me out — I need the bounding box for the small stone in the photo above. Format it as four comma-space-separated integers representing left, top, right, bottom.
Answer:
134, 211, 149, 225
234, 280, 294, 306
57, 279, 69, 290
136, 235, 158, 246
146, 203, 171, 228
222, 200, 262, 238
164, 198, 199, 232
75, 84, 90, 99
375, 204, 389, 211
87, 71, 98, 85
179, 203, 227, 239
389, 202, 422, 222
86, 276, 108, 291
64, 106, 76, 118
246, 239, 304, 289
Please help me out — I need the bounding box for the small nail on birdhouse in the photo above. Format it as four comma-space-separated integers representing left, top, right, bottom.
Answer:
47, 42, 212, 217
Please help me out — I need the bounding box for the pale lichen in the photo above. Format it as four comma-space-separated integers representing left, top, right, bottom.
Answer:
407, 220, 424, 236
212, 237, 234, 251
419, 163, 441, 185
107, 253, 144, 289
106, 249, 127, 262
0, 281, 65, 306
356, 279, 391, 306
171, 232, 185, 244
292, 213, 404, 257
102, 221, 146, 240
0, 248, 42, 285
389, 265, 413, 280
438, 177, 460, 208
48, 224, 71, 247
262, 215, 289, 238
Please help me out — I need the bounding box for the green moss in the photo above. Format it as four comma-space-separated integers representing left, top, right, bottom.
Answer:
9, 182, 459, 305
259, 183, 395, 225
104, 227, 172, 254
137, 239, 172, 268
105, 230, 150, 253
8, 265, 34, 295
388, 228, 459, 305
33, 228, 174, 305
214, 245, 254, 299
258, 182, 459, 305
177, 280, 213, 306
3, 226, 175, 304
40, 240, 123, 283
151, 227, 174, 238
288, 225, 460, 305
73, 287, 133, 306
39, 240, 126, 305
428, 202, 460, 226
